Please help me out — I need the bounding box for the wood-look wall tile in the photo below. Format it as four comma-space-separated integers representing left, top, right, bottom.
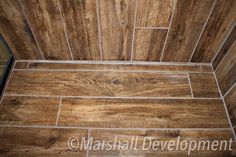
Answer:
0, 96, 59, 126
192, 0, 236, 63
0, 0, 42, 60
14, 62, 28, 69
98, 0, 135, 60
216, 41, 236, 95
136, 0, 175, 27
0, 127, 87, 156
189, 73, 220, 98
161, 0, 215, 62
213, 25, 236, 69
58, 0, 100, 60
6, 71, 192, 97
89, 129, 233, 156
20, 0, 71, 60
225, 84, 236, 126
58, 98, 229, 128
133, 29, 167, 61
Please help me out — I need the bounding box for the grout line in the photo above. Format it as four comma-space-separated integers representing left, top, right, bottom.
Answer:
55, 97, 62, 126
135, 26, 169, 30
57, 1, 74, 60
160, 0, 177, 62
187, 73, 194, 98
188, 0, 217, 62
86, 129, 91, 157
211, 21, 236, 66
96, 0, 103, 61
17, 0, 45, 60
211, 64, 236, 140
26, 62, 30, 69
0, 125, 232, 131
130, 0, 138, 62
4, 94, 221, 100
223, 82, 236, 98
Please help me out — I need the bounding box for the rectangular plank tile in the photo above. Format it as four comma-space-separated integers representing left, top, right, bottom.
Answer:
136, 0, 175, 27
0, 127, 87, 156
0, 96, 59, 126
58, 98, 229, 128
98, 0, 135, 60
192, 0, 236, 62
0, 0, 41, 60
89, 129, 233, 156
161, 0, 215, 62
28, 63, 212, 73
14, 62, 28, 69
6, 71, 192, 97
20, 0, 71, 60
225, 84, 236, 126
189, 73, 220, 98
58, 0, 100, 60
133, 29, 167, 61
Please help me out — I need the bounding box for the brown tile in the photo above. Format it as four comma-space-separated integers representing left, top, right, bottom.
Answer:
59, 98, 229, 128
136, 0, 175, 27
0, 96, 59, 126
89, 129, 233, 156
0, 127, 88, 156
6, 71, 192, 97
14, 62, 28, 69
189, 73, 220, 98
133, 29, 167, 61
225, 84, 236, 126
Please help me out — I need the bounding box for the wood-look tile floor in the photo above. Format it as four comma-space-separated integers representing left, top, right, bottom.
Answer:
0, 62, 235, 156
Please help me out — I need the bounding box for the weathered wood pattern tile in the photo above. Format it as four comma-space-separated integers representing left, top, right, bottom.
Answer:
133, 29, 167, 61
225, 84, 236, 126
136, 0, 175, 27
89, 129, 233, 156
28, 62, 212, 72
216, 41, 236, 95
14, 62, 28, 69
161, 0, 215, 62
213, 25, 236, 69
0, 127, 88, 156
0, 96, 59, 126
98, 0, 135, 60
0, 0, 41, 60
6, 71, 192, 97
58, 0, 100, 60
192, 0, 236, 63
0, 40, 10, 60
20, 0, 71, 60
189, 73, 220, 98
59, 98, 229, 128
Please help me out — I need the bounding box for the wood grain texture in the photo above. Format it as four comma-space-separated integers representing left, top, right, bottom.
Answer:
0, 0, 41, 60
192, 0, 236, 63
133, 29, 167, 61
98, 0, 135, 60
189, 73, 220, 98
0, 127, 87, 156
14, 62, 28, 69
58, 0, 101, 60
213, 25, 236, 69
0, 40, 10, 60
6, 70, 192, 97
215, 41, 236, 95
225, 84, 236, 126
20, 0, 71, 60
0, 96, 59, 126
90, 129, 233, 156
136, 0, 175, 27
28, 62, 212, 72
161, 0, 215, 62
58, 98, 229, 128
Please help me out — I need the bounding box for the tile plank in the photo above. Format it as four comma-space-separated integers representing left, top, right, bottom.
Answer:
6, 71, 192, 97
59, 98, 229, 128
0, 96, 59, 126
133, 29, 167, 61
14, 62, 28, 69
162, 0, 215, 62
225, 84, 236, 126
